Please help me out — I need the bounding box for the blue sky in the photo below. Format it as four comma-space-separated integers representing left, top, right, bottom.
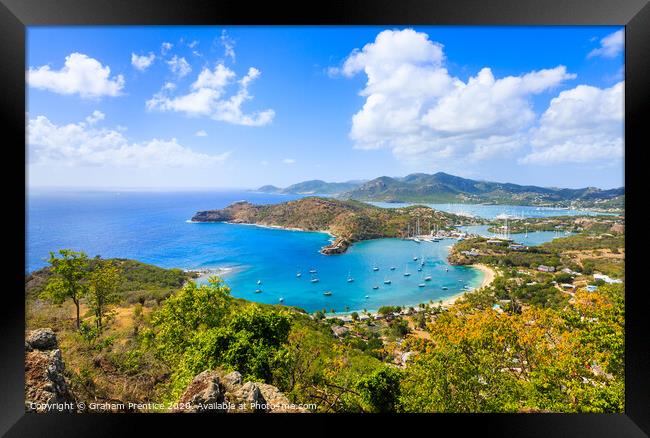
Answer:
27, 26, 624, 189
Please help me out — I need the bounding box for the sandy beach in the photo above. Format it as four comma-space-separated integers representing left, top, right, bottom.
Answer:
439, 263, 496, 308
474, 263, 496, 289
224, 221, 335, 238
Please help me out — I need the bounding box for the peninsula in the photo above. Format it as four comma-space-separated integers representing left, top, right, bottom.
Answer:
191, 197, 476, 254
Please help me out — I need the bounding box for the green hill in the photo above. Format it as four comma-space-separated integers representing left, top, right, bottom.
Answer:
256, 172, 624, 209
192, 197, 472, 254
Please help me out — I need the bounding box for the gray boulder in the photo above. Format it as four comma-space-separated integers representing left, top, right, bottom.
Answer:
26, 328, 58, 351
175, 368, 309, 413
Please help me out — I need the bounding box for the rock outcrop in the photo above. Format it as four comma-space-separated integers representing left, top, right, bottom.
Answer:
26, 328, 58, 351
320, 237, 351, 255
176, 369, 309, 413
25, 328, 76, 412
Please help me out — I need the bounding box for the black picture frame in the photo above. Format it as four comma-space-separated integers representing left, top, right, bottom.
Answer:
1, 0, 648, 436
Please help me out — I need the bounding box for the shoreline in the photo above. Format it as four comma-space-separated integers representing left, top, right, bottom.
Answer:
436, 263, 496, 306
324, 263, 497, 319
225, 221, 335, 239
183, 225, 498, 318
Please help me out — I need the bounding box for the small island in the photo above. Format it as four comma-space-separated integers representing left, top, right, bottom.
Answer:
192, 197, 480, 255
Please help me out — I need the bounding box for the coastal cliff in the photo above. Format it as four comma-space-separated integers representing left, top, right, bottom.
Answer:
192, 197, 471, 254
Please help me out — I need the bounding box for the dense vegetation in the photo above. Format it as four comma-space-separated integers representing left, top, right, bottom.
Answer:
450, 237, 562, 269
540, 234, 625, 252
486, 215, 624, 234
27, 257, 195, 304
400, 284, 624, 412
27, 240, 624, 413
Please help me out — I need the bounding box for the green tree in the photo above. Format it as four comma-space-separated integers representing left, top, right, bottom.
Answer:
356, 366, 402, 412
151, 277, 232, 364
377, 305, 400, 316
351, 312, 359, 321
43, 249, 89, 329
151, 277, 292, 399
87, 261, 121, 332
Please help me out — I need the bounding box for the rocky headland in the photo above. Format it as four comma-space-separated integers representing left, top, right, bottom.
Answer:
192, 197, 471, 255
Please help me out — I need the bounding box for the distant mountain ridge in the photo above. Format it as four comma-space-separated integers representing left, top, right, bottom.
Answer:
257, 172, 624, 209
255, 179, 366, 195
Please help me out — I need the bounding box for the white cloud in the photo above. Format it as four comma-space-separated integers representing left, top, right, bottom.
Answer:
146, 64, 275, 126
282, 158, 296, 164
193, 63, 235, 90
588, 30, 624, 59
167, 55, 192, 78
195, 130, 207, 137
161, 42, 173, 55
221, 30, 236, 62
131, 52, 155, 71
339, 29, 575, 164
188, 40, 199, 49
521, 81, 624, 165
28, 113, 229, 168
27, 53, 125, 99
85, 110, 105, 125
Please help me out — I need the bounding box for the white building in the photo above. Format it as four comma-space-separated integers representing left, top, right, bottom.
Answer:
593, 274, 623, 284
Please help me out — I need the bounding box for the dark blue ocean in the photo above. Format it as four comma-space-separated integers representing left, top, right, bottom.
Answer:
26, 190, 590, 313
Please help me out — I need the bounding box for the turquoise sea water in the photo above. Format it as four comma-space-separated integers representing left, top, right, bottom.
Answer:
458, 225, 573, 246
369, 202, 615, 219
27, 190, 591, 313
